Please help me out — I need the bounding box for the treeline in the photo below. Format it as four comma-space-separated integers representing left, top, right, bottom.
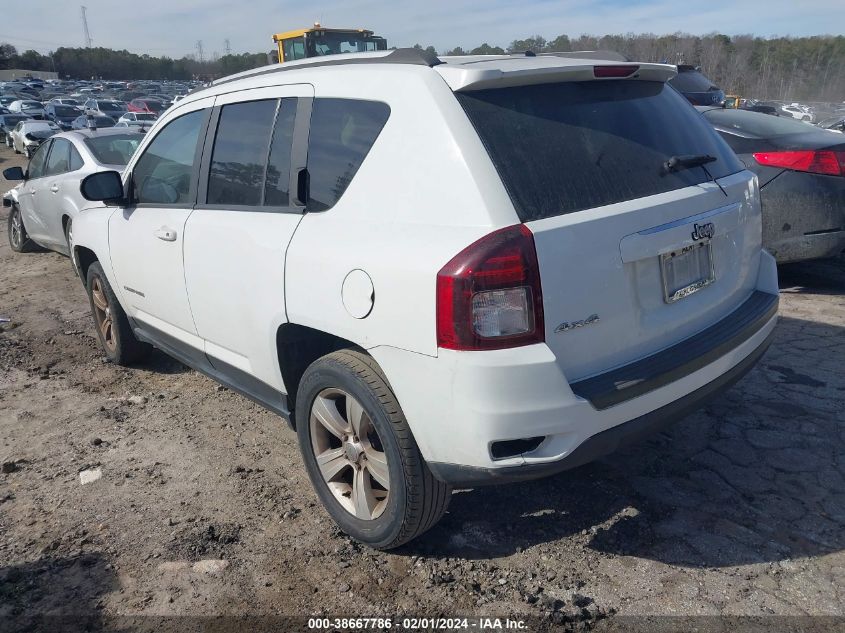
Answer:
432, 33, 845, 102
2, 32, 844, 102
0, 43, 274, 80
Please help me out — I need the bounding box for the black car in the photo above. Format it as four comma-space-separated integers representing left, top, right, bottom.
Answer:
818, 114, 845, 133
699, 106, 845, 263
71, 114, 116, 130
0, 113, 32, 142
44, 103, 82, 130
668, 65, 725, 106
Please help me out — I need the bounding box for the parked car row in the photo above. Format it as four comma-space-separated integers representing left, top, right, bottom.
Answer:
1, 50, 839, 550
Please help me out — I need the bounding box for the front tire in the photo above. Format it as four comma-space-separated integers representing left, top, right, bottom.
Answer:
296, 349, 451, 549
85, 261, 151, 365
7, 204, 35, 253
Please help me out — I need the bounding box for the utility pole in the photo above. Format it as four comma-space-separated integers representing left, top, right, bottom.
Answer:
196, 40, 204, 64
80, 5, 93, 48
224, 39, 231, 56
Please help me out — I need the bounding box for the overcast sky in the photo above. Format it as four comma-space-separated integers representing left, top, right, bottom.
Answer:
2, 0, 843, 58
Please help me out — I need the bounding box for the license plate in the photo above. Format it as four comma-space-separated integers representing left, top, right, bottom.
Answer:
660, 241, 715, 303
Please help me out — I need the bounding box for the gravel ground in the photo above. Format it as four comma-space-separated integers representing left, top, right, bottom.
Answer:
0, 144, 843, 632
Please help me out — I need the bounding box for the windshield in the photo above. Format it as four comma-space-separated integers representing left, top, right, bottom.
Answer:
669, 70, 718, 92
140, 100, 163, 112
307, 32, 387, 56
458, 80, 743, 222
136, 113, 156, 121
84, 134, 141, 165
2, 115, 28, 125
100, 101, 126, 110
702, 108, 818, 137
21, 101, 42, 109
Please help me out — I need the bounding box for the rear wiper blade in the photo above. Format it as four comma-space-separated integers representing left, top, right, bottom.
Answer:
662, 154, 717, 174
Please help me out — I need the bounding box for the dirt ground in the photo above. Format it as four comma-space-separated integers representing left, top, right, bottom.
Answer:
1, 142, 843, 633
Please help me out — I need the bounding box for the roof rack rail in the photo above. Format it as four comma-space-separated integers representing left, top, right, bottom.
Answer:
211, 47, 442, 89
539, 50, 632, 62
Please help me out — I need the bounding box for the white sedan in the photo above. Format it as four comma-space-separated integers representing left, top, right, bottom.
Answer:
116, 111, 157, 128
8, 120, 60, 158
3, 128, 143, 256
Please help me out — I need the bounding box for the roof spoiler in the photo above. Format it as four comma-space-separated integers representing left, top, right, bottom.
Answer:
437, 60, 677, 92
539, 50, 632, 62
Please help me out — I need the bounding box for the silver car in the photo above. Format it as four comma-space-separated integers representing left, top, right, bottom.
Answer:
4, 128, 143, 256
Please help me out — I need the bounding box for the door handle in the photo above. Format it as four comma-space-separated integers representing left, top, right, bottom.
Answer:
29, 189, 36, 195
154, 226, 177, 242
50, 185, 59, 193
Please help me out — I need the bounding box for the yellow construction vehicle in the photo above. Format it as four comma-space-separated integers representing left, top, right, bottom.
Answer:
723, 95, 741, 109
273, 23, 388, 63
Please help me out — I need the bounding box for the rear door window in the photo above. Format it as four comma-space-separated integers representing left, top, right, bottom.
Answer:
306, 98, 390, 212
205, 97, 298, 208
263, 99, 297, 206
207, 99, 278, 206
457, 81, 743, 222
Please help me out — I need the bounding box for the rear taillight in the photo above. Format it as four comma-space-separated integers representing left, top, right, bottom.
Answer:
436, 225, 544, 351
593, 65, 639, 78
752, 150, 844, 176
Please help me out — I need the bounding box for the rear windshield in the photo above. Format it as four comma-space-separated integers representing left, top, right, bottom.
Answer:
52, 105, 79, 116
669, 70, 718, 93
457, 81, 743, 222
702, 108, 818, 138
84, 134, 141, 165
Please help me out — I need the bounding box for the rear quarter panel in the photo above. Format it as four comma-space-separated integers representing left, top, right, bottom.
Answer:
284, 66, 520, 357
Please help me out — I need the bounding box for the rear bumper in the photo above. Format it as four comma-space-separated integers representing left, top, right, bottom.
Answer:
370, 251, 780, 485
428, 325, 774, 487
761, 170, 845, 263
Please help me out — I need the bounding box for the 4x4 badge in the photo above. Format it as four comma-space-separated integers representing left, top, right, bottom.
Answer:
555, 314, 600, 334
691, 222, 715, 241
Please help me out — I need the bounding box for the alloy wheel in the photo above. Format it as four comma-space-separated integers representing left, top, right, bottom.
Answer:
90, 276, 117, 352
309, 388, 390, 520
9, 209, 22, 249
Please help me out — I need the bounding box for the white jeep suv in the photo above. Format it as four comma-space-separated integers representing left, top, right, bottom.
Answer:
72, 49, 779, 549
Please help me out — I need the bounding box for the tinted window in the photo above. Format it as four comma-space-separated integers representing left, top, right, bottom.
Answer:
208, 99, 277, 206
307, 98, 389, 212
27, 141, 50, 179
669, 70, 718, 92
264, 98, 296, 206
703, 108, 821, 138
457, 81, 743, 222
133, 109, 205, 205
45, 138, 71, 175
84, 133, 141, 165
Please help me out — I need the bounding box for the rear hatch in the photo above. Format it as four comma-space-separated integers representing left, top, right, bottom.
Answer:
455, 69, 760, 382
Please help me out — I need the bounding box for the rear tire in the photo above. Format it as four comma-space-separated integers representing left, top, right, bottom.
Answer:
64, 217, 73, 254
7, 204, 35, 253
85, 261, 151, 365
296, 349, 451, 549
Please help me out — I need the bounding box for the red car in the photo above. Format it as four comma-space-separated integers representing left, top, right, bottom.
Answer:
127, 98, 165, 114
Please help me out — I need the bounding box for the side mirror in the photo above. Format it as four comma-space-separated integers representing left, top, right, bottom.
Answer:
80, 170, 124, 202
3, 166, 25, 181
